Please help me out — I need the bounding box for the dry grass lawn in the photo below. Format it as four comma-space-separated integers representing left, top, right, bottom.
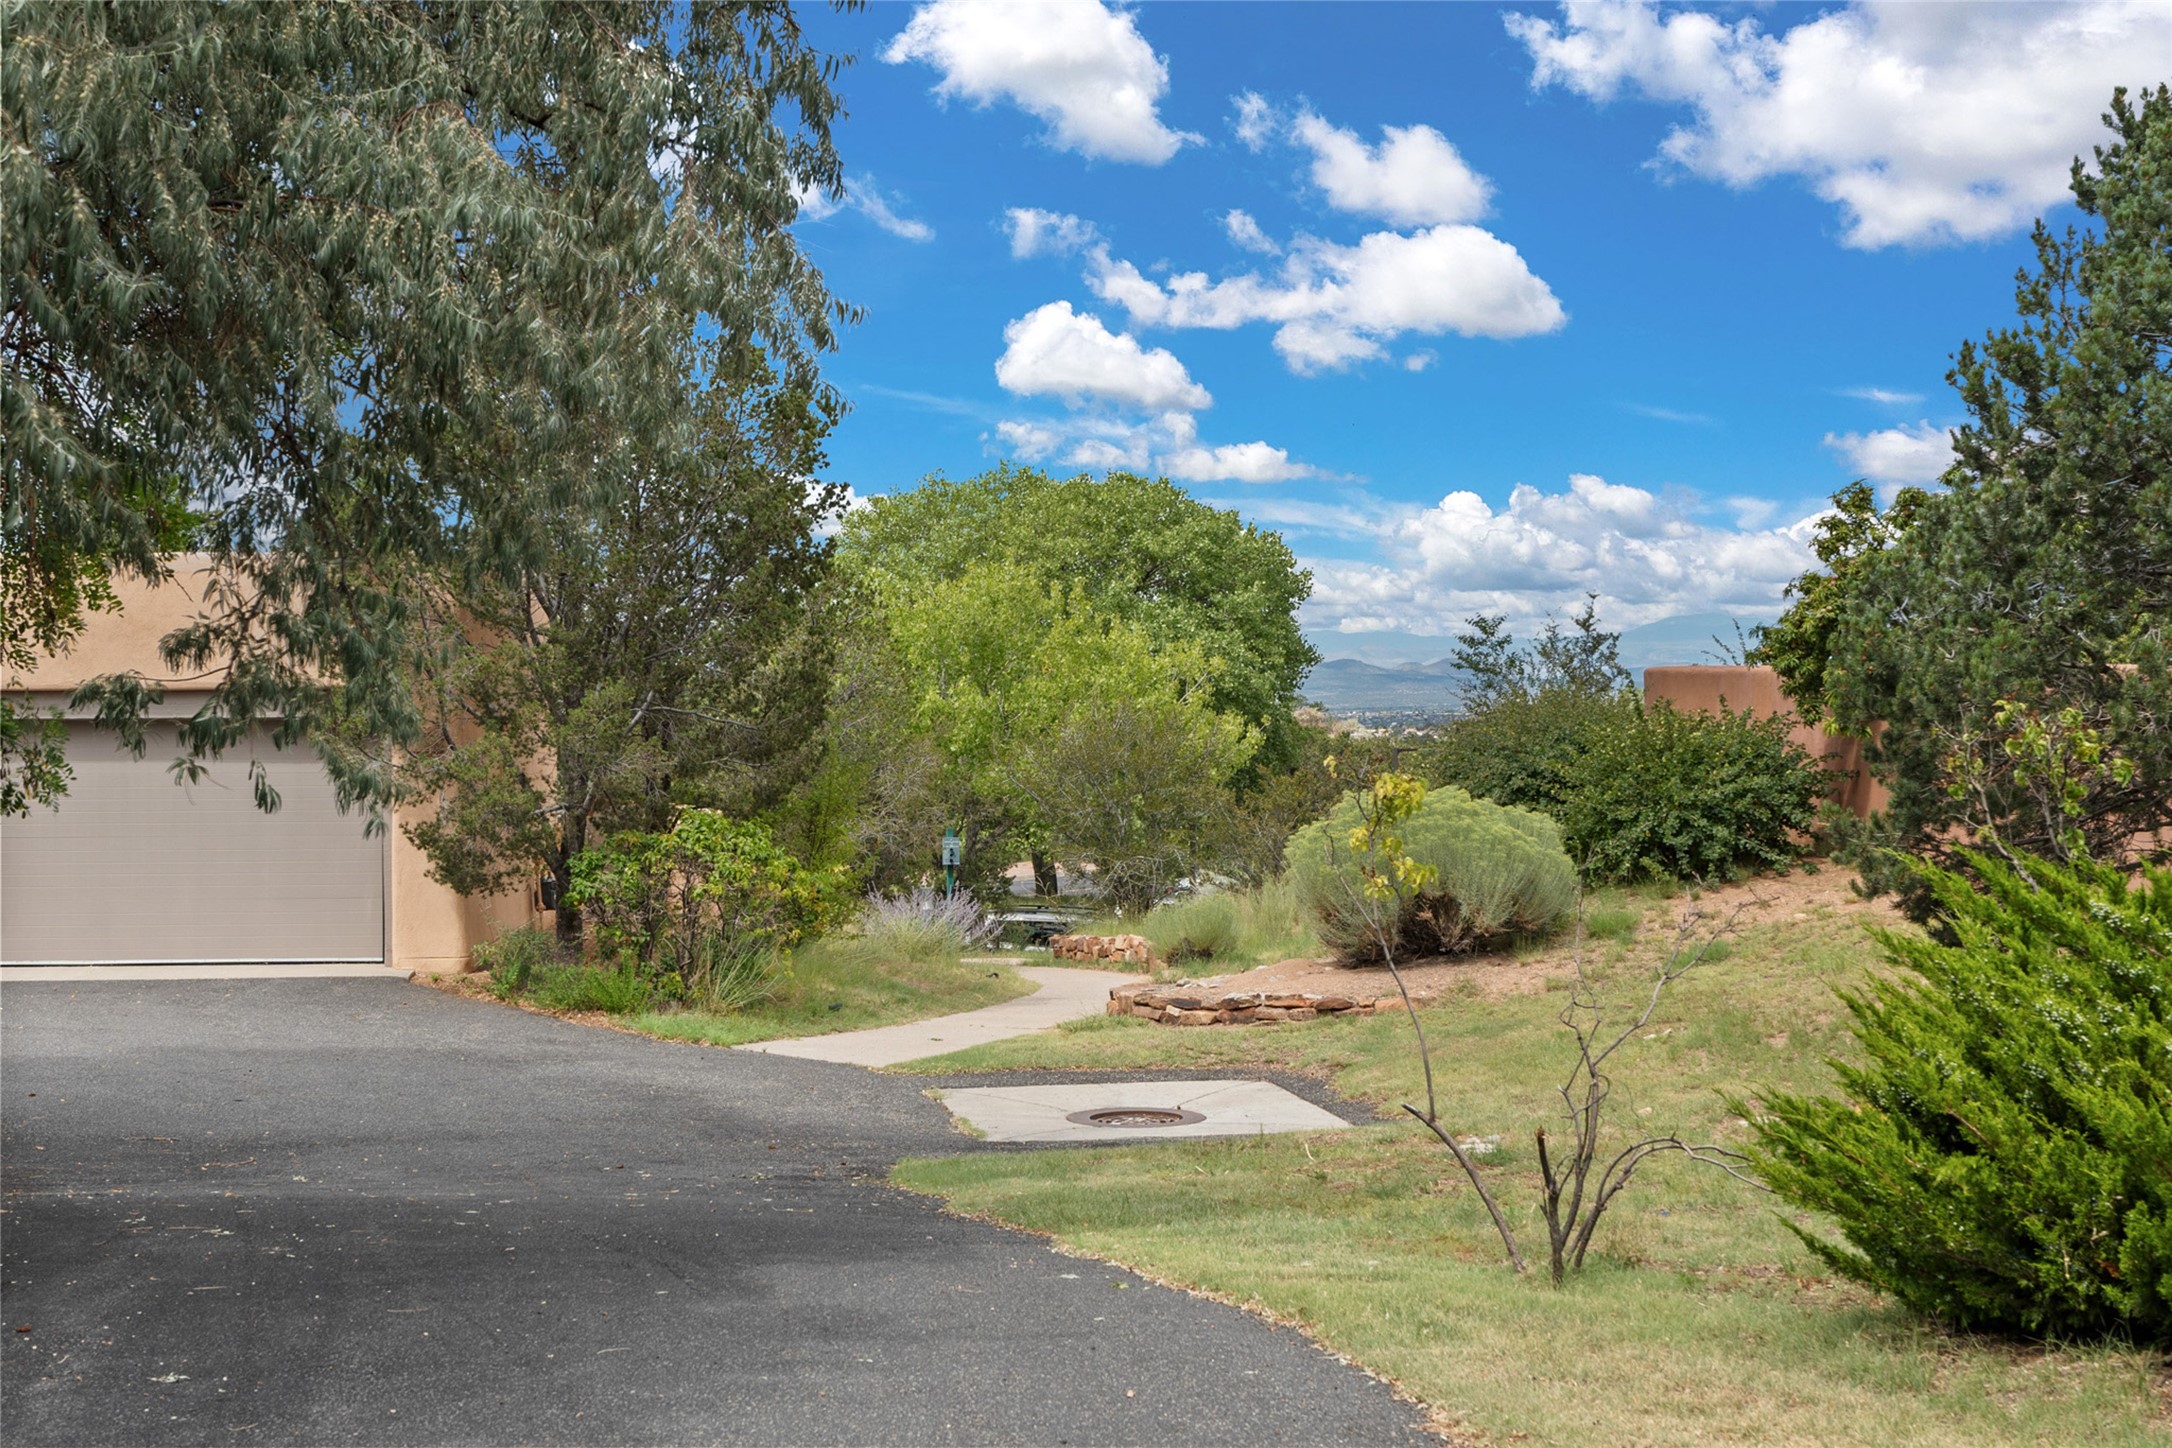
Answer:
892, 870, 2171, 1446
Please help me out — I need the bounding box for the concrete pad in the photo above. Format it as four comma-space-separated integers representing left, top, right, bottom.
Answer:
0, 962, 410, 982
935, 1078, 1353, 1144
734, 964, 1142, 1068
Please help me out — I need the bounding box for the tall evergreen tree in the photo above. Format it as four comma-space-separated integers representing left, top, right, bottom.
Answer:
393, 358, 841, 938
2, 1, 852, 814
1787, 86, 2171, 884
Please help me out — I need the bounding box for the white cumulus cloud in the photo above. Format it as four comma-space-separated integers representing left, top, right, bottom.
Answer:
1088, 224, 1566, 373
1004, 208, 1101, 258
1507, 0, 2170, 248
1064, 99, 1557, 374
1824, 421, 1955, 485
1232, 91, 1279, 151
1290, 112, 1493, 227
886, 0, 1199, 164
793, 175, 934, 241
1300, 474, 1822, 640
993, 409, 1324, 485
1161, 440, 1317, 485
994, 301, 1212, 411
1223, 208, 1280, 254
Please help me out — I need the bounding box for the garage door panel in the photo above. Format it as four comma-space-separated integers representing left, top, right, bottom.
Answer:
2, 723, 385, 963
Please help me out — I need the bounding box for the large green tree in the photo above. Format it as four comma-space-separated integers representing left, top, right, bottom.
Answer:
393, 360, 840, 939
836, 465, 1318, 774
810, 466, 1306, 896
796, 557, 1255, 900
2, 1, 852, 814
1778, 86, 2171, 884
1746, 481, 1928, 725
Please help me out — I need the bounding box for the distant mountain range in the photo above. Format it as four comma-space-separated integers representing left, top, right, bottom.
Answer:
1300, 656, 1465, 715
1300, 612, 1773, 716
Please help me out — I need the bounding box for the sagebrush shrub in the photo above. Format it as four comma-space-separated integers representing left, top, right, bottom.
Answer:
1744, 852, 2172, 1343
1286, 785, 1578, 961
1144, 891, 1242, 963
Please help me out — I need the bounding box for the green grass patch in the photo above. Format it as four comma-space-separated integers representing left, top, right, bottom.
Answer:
1582, 905, 1640, 942
890, 880, 2169, 1445
1072, 878, 1323, 971
620, 939, 1033, 1047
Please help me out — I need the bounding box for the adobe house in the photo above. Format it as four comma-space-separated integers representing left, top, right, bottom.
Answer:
1641, 665, 1888, 819
2, 558, 543, 972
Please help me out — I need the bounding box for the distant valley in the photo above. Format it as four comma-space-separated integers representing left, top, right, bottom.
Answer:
1300, 612, 1771, 720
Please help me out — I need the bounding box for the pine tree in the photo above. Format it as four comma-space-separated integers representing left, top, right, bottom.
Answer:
1806, 87, 2171, 879
394, 358, 842, 940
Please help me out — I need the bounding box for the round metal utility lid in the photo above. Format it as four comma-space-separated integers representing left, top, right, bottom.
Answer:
1064, 1106, 1207, 1128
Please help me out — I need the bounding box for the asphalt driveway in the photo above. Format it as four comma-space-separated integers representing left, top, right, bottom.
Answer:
1, 978, 1433, 1446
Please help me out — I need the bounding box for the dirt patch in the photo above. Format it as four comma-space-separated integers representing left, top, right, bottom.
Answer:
1189, 952, 1552, 1005
1185, 869, 1903, 1007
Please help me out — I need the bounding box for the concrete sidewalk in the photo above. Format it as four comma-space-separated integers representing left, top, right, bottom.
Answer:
735, 963, 1142, 1067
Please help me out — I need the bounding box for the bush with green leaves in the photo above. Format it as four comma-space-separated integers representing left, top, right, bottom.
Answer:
475, 925, 567, 997
564, 810, 835, 977
482, 947, 657, 1015
1429, 691, 1824, 883
1744, 852, 2172, 1343
1286, 786, 1577, 961
1558, 702, 1826, 882
527, 960, 659, 1015
1426, 688, 1633, 820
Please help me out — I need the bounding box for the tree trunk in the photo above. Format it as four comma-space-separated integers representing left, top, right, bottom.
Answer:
552, 812, 587, 947
1032, 850, 1059, 897
552, 865, 581, 946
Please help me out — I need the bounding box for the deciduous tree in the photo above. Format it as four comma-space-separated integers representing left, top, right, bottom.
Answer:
3, 1, 852, 813
837, 465, 1317, 774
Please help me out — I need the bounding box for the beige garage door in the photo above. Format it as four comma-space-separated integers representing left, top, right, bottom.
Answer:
1, 722, 385, 964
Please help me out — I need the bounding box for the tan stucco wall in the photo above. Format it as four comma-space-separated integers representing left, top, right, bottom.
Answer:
389, 815, 546, 974
9, 558, 548, 972
7, 555, 226, 694
1642, 665, 1889, 818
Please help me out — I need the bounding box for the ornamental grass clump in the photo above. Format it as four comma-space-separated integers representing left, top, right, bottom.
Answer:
854, 886, 999, 966
1286, 783, 1578, 962
1143, 891, 1243, 963
1743, 851, 2172, 1343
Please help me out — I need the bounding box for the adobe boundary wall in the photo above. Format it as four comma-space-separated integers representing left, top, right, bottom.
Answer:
1641, 665, 1887, 819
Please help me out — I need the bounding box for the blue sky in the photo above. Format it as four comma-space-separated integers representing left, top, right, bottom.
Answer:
784, 0, 2167, 664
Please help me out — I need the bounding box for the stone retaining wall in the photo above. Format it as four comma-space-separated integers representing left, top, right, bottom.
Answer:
1051, 933, 1159, 966
1109, 984, 1384, 1027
